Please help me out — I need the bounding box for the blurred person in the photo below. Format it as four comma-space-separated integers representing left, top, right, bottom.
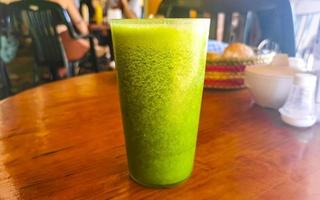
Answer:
50, 0, 108, 64
46, 0, 119, 77
93, 0, 139, 68
55, 0, 138, 70
119, 0, 141, 18
0, 0, 18, 3
73, 0, 80, 8
101, 0, 140, 19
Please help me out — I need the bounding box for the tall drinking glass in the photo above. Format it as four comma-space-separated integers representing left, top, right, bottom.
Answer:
111, 19, 210, 187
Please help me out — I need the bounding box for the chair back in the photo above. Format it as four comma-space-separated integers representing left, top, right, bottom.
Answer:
205, 0, 295, 56
157, 0, 296, 56
10, 0, 79, 68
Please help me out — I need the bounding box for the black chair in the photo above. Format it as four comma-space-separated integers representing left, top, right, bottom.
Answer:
204, 0, 296, 56
10, 0, 99, 81
158, 0, 296, 56
0, 2, 12, 98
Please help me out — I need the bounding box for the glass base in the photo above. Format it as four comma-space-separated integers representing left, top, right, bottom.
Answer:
129, 173, 191, 188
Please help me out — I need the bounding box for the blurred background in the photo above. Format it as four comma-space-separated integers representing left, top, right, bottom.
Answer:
0, 0, 319, 99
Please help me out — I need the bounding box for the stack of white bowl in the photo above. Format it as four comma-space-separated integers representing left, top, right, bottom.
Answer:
245, 65, 296, 109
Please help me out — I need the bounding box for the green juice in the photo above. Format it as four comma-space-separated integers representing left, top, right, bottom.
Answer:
111, 19, 209, 187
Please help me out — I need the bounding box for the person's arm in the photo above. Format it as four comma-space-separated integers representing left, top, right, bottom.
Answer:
120, 0, 137, 19
66, 0, 89, 35
128, 0, 141, 18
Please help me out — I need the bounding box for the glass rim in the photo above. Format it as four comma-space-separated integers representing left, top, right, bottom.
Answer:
110, 18, 210, 25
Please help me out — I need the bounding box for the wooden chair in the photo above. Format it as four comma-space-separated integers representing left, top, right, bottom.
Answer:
10, 0, 99, 81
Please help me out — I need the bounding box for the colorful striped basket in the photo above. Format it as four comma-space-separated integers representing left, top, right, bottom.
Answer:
205, 54, 274, 89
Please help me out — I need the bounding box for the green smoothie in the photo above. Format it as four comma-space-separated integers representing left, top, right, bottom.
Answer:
111, 19, 210, 187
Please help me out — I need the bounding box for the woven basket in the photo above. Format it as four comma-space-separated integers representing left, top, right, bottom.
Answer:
205, 54, 274, 89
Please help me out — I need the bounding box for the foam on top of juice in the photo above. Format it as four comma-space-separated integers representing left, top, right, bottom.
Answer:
111, 18, 210, 26
111, 19, 210, 57
111, 19, 210, 39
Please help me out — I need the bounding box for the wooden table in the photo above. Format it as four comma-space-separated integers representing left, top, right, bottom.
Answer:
0, 72, 320, 200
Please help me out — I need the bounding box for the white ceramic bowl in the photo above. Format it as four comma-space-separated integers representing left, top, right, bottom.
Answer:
245, 65, 296, 109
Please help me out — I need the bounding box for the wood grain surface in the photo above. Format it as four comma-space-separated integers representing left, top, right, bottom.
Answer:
0, 72, 320, 200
